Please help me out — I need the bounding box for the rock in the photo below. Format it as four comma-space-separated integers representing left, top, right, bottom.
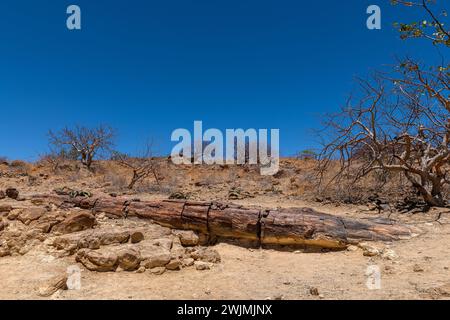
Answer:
7, 209, 20, 220
132, 225, 173, 241
52, 212, 96, 234
173, 230, 199, 246
182, 258, 195, 267
52, 228, 131, 255
0, 205, 13, 214
381, 249, 398, 260
76, 248, 118, 272
115, 246, 141, 271
17, 208, 47, 225
5, 188, 19, 200
149, 267, 166, 275
0, 239, 10, 257
170, 237, 186, 259
309, 287, 320, 296
166, 259, 182, 271
152, 238, 173, 251
130, 231, 144, 244
359, 243, 381, 257
194, 261, 211, 270
346, 245, 358, 252
136, 266, 146, 273
30, 212, 65, 233
139, 240, 171, 269
190, 247, 221, 263
0, 191, 5, 199
436, 283, 450, 297
37, 273, 68, 297
413, 264, 424, 272
0, 220, 7, 231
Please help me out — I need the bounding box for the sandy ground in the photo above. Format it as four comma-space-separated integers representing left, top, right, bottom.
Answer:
0, 202, 449, 300
1, 161, 449, 300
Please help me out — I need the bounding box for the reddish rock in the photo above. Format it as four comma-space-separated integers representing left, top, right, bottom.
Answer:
53, 212, 96, 234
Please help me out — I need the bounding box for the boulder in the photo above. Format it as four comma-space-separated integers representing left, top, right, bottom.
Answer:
76, 248, 119, 272
166, 259, 182, 271
52, 212, 96, 234
17, 208, 47, 225
173, 230, 199, 246
139, 240, 171, 269
115, 246, 141, 271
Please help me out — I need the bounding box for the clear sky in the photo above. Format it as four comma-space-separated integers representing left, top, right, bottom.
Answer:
0, 0, 445, 160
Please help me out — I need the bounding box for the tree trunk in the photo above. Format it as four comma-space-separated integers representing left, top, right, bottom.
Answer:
127, 171, 140, 189
37, 195, 420, 249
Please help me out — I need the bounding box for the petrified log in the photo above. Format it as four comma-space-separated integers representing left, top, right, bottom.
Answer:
33, 194, 419, 249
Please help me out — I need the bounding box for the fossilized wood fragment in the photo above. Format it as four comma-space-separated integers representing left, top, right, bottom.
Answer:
38, 194, 419, 248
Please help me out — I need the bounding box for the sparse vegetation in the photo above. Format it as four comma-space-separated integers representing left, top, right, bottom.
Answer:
48, 125, 115, 170
319, 1, 449, 208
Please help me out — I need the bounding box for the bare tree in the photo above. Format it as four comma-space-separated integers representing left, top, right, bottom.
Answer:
319, 61, 450, 207
113, 141, 161, 189
48, 125, 115, 169
319, 1, 449, 208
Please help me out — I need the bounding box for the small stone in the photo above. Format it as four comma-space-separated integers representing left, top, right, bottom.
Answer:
5, 188, 19, 200
413, 264, 424, 272
182, 258, 195, 267
195, 261, 211, 270
381, 249, 398, 260
130, 231, 144, 244
149, 267, 166, 275
136, 266, 146, 273
190, 247, 221, 263
347, 245, 358, 252
6, 209, 22, 220
359, 243, 381, 257
309, 287, 320, 296
0, 205, 13, 214
166, 259, 182, 271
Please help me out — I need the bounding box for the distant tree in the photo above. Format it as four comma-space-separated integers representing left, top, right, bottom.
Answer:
113, 141, 161, 189
297, 149, 318, 160
48, 125, 115, 169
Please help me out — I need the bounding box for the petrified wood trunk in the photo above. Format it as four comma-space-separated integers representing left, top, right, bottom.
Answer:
34, 195, 419, 249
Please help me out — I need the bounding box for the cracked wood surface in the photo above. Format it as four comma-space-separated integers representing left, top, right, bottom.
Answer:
32, 194, 420, 249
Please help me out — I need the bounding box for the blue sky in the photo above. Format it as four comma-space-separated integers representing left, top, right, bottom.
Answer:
0, 0, 445, 160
